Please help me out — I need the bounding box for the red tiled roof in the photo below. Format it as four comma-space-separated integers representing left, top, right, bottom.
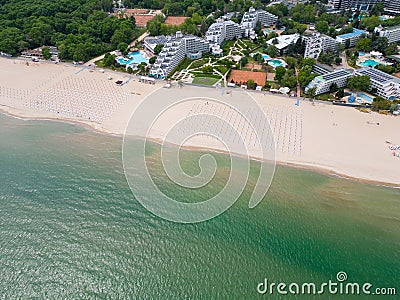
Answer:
125, 9, 149, 15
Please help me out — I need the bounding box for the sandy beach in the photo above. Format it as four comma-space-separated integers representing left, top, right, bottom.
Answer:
1, 57, 399, 186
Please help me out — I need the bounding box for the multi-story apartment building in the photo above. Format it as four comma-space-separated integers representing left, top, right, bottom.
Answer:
205, 20, 243, 45
241, 7, 278, 37
143, 35, 169, 53
150, 32, 210, 78
305, 69, 353, 95
384, 0, 400, 15
336, 28, 368, 47
329, 0, 400, 14
355, 67, 400, 100
303, 32, 338, 59
374, 25, 400, 43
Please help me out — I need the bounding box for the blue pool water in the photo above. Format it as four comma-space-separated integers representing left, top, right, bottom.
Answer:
262, 54, 271, 60
358, 52, 365, 56
357, 92, 374, 102
268, 59, 286, 68
117, 51, 149, 66
360, 59, 381, 67
263, 29, 278, 35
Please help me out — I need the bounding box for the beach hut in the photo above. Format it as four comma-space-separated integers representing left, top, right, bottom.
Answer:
279, 87, 290, 94
140, 76, 155, 84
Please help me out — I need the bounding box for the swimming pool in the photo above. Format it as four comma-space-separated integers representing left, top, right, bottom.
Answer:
262, 54, 271, 60
117, 51, 149, 66
263, 29, 278, 35
359, 59, 381, 67
357, 92, 374, 102
268, 59, 286, 68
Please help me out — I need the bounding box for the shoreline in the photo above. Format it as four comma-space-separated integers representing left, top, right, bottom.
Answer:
1, 57, 399, 187
1, 107, 399, 188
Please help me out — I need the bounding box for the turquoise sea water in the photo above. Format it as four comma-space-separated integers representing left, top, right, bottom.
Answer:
0, 113, 399, 299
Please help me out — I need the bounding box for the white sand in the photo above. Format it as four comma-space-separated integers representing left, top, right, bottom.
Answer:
1, 58, 399, 186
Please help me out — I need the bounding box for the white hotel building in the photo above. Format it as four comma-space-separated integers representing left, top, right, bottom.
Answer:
374, 25, 400, 44
355, 67, 400, 100
150, 32, 210, 78
303, 32, 338, 59
149, 8, 278, 78
205, 20, 244, 45
305, 69, 353, 95
336, 28, 368, 47
241, 7, 278, 37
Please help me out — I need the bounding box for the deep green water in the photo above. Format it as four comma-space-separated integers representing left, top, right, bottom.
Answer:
0, 113, 399, 299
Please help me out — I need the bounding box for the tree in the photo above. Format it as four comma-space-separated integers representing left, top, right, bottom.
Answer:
347, 75, 370, 92
42, 47, 51, 60
253, 53, 263, 63
335, 88, 345, 99
316, 21, 329, 34
280, 74, 297, 88
298, 68, 317, 88
274, 66, 286, 82
306, 87, 317, 98
247, 79, 256, 89
266, 45, 278, 58
127, 67, 133, 74
149, 56, 157, 64
103, 53, 115, 67
329, 82, 339, 93
371, 2, 384, 16
372, 96, 391, 111
300, 58, 316, 69
385, 43, 399, 55
254, 20, 262, 36
376, 64, 396, 74
284, 56, 297, 69
360, 16, 381, 31
371, 35, 388, 53
356, 38, 371, 52
137, 62, 148, 75
240, 57, 248, 67
117, 42, 129, 55
154, 44, 164, 54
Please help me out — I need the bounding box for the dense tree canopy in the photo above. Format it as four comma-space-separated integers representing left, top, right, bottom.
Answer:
347, 75, 370, 92
0, 0, 136, 60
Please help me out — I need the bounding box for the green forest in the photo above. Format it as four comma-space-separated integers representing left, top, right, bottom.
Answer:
2, 0, 400, 61
0, 0, 136, 60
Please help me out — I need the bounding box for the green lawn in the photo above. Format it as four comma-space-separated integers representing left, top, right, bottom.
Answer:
192, 76, 220, 85
191, 58, 208, 68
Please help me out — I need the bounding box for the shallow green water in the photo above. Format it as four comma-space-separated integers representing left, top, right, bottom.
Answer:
0, 113, 399, 299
